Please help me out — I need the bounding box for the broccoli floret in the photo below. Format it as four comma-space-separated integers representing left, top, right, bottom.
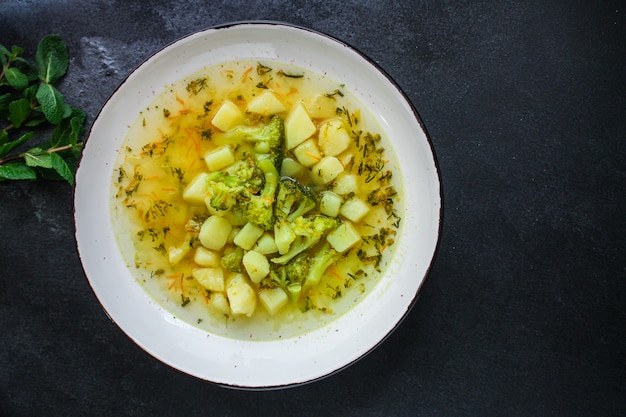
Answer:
274, 177, 316, 222
206, 181, 244, 212
223, 116, 284, 168
241, 157, 279, 231
270, 215, 340, 264
284, 253, 310, 283
221, 246, 244, 272
302, 245, 340, 292
292, 215, 341, 238
227, 157, 265, 194
261, 253, 309, 302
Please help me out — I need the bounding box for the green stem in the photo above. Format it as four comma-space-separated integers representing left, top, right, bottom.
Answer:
0, 142, 82, 165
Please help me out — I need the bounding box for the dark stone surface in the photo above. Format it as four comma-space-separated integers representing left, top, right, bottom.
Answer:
1, 1, 624, 415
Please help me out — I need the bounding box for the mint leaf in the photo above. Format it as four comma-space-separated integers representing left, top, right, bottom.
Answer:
23, 147, 53, 168
0, 161, 36, 180
8, 97, 32, 128
0, 132, 34, 158
0, 44, 10, 58
5, 67, 29, 90
35, 34, 68, 84
0, 93, 12, 114
49, 152, 74, 184
50, 107, 86, 147
36, 83, 65, 124
69, 109, 85, 145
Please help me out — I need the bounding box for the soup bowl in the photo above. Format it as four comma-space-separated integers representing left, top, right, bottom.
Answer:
74, 22, 441, 389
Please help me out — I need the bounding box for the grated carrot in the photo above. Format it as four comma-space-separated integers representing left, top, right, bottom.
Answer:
241, 66, 253, 83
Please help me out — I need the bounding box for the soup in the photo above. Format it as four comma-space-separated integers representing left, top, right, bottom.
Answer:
111, 60, 402, 340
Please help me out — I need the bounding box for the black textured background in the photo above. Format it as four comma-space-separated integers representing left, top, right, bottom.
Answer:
1, 1, 624, 416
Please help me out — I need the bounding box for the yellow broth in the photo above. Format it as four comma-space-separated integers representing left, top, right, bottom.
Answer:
111, 60, 402, 340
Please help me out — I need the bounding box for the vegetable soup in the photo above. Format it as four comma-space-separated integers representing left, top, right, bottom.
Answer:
111, 61, 402, 340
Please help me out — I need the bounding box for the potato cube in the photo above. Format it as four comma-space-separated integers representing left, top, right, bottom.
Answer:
242, 250, 270, 283
253, 232, 278, 255
199, 215, 232, 251
259, 288, 288, 315
318, 119, 351, 156
193, 247, 221, 267
293, 138, 322, 167
319, 191, 342, 217
233, 222, 265, 250
212, 100, 244, 131
204, 145, 235, 171
280, 157, 306, 178
332, 173, 358, 195
246, 91, 286, 115
327, 221, 361, 253
226, 274, 257, 317
192, 267, 225, 292
182, 172, 210, 205
207, 292, 230, 315
311, 156, 344, 184
340, 197, 370, 222
168, 244, 190, 265
284, 102, 316, 149
307, 94, 339, 119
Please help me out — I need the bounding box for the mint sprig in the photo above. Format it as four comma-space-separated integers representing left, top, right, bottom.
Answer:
0, 34, 85, 185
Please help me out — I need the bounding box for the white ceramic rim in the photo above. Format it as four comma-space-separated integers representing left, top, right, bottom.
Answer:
74, 21, 442, 389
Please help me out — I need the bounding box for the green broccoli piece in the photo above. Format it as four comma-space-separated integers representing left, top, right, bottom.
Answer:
261, 253, 310, 302
292, 215, 340, 237
206, 181, 244, 212
227, 157, 265, 194
270, 215, 340, 264
223, 116, 284, 168
221, 246, 244, 272
204, 171, 247, 213
302, 244, 340, 292
274, 177, 316, 222
241, 157, 279, 231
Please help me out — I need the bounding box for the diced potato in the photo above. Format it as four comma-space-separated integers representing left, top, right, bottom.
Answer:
204, 145, 235, 171
226, 274, 257, 317
246, 91, 286, 115
307, 93, 339, 119
242, 250, 270, 283
327, 221, 361, 252
284, 102, 316, 149
207, 292, 230, 315
168, 244, 190, 265
332, 173, 358, 195
292, 138, 322, 167
274, 222, 296, 254
199, 215, 232, 251
259, 288, 288, 315
318, 119, 351, 156
319, 191, 342, 217
253, 232, 279, 255
182, 172, 210, 205
233, 223, 265, 250
192, 267, 225, 292
340, 197, 370, 222
280, 157, 306, 178
212, 100, 244, 131
311, 156, 344, 184
193, 247, 221, 267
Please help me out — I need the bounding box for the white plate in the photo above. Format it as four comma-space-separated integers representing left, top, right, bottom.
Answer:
74, 22, 441, 389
